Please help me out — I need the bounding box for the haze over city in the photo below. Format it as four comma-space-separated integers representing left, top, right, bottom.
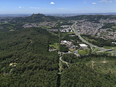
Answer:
0, 0, 116, 14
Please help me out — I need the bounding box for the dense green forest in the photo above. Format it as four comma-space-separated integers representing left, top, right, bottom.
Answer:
61, 65, 116, 87
81, 34, 116, 47
102, 23, 115, 29
10, 14, 59, 23
66, 15, 116, 22
61, 54, 116, 87
0, 14, 60, 30
1, 14, 116, 31
10, 14, 116, 23
102, 23, 116, 31
0, 14, 116, 87
0, 28, 59, 87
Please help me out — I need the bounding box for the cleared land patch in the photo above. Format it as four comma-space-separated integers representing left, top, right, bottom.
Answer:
78, 49, 90, 55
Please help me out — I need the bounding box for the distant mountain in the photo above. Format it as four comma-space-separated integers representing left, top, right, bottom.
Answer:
66, 15, 116, 20
64, 15, 116, 23
0, 14, 31, 17
10, 13, 116, 24
10, 13, 60, 23
46, 13, 116, 17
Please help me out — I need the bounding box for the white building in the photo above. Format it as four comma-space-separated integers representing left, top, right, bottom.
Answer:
79, 44, 88, 48
60, 40, 72, 45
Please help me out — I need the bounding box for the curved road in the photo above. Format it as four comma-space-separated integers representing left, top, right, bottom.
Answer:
71, 22, 114, 53
59, 56, 69, 68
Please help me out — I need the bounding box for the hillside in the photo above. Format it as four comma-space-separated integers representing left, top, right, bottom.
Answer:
1, 14, 116, 87
61, 54, 116, 87
0, 27, 59, 87
1, 14, 116, 31
10, 14, 116, 24
65, 15, 116, 22
0, 13, 63, 30
10, 13, 59, 23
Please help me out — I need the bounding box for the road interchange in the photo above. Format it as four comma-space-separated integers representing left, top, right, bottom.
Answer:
71, 21, 114, 53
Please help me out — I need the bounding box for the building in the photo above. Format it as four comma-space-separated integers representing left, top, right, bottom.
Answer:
79, 44, 88, 49
60, 40, 72, 45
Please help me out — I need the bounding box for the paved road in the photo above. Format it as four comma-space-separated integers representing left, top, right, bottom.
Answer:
59, 56, 70, 68
73, 50, 80, 57
71, 22, 113, 52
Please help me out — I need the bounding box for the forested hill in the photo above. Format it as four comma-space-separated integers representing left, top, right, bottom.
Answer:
0, 27, 59, 87
10, 13, 60, 23
9, 13, 116, 24
65, 15, 116, 22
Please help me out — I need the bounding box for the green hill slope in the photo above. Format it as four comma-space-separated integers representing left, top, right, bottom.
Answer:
10, 13, 59, 23
0, 28, 59, 87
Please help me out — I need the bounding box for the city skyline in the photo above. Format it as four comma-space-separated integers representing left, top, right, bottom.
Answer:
0, 0, 116, 14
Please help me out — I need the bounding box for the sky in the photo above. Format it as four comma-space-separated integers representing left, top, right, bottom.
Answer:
0, 0, 116, 14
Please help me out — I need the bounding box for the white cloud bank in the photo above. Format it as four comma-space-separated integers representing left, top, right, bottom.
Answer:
92, 2, 97, 4
51, 2, 55, 4
19, 6, 22, 8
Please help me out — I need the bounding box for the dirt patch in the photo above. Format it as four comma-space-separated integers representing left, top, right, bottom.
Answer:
92, 61, 94, 63
112, 26, 116, 28
102, 61, 107, 63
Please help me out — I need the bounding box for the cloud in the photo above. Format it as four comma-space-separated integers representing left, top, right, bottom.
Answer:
19, 6, 24, 9
19, 6, 22, 8
92, 2, 97, 4
100, 0, 116, 3
51, 2, 55, 4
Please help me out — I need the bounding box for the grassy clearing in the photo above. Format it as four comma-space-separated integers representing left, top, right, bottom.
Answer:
59, 61, 62, 72
49, 43, 59, 50
85, 57, 116, 75
41, 26, 52, 29
103, 46, 116, 51
92, 47, 100, 52
82, 36, 96, 42
68, 32, 75, 35
103, 46, 112, 49
70, 49, 75, 52
48, 31, 58, 36
112, 26, 116, 29
113, 47, 116, 51
78, 49, 90, 55
9, 29, 14, 31
101, 33, 108, 35
61, 32, 75, 38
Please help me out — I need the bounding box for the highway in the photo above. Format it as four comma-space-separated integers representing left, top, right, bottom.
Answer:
71, 22, 114, 53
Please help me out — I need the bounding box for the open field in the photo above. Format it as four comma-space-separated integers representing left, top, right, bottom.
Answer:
41, 26, 52, 29
85, 57, 116, 75
49, 43, 59, 50
103, 46, 116, 51
103, 46, 113, 49
113, 47, 116, 51
112, 26, 116, 29
59, 61, 62, 72
68, 32, 75, 35
78, 49, 90, 55
82, 36, 96, 42
69, 49, 75, 52
92, 47, 100, 52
